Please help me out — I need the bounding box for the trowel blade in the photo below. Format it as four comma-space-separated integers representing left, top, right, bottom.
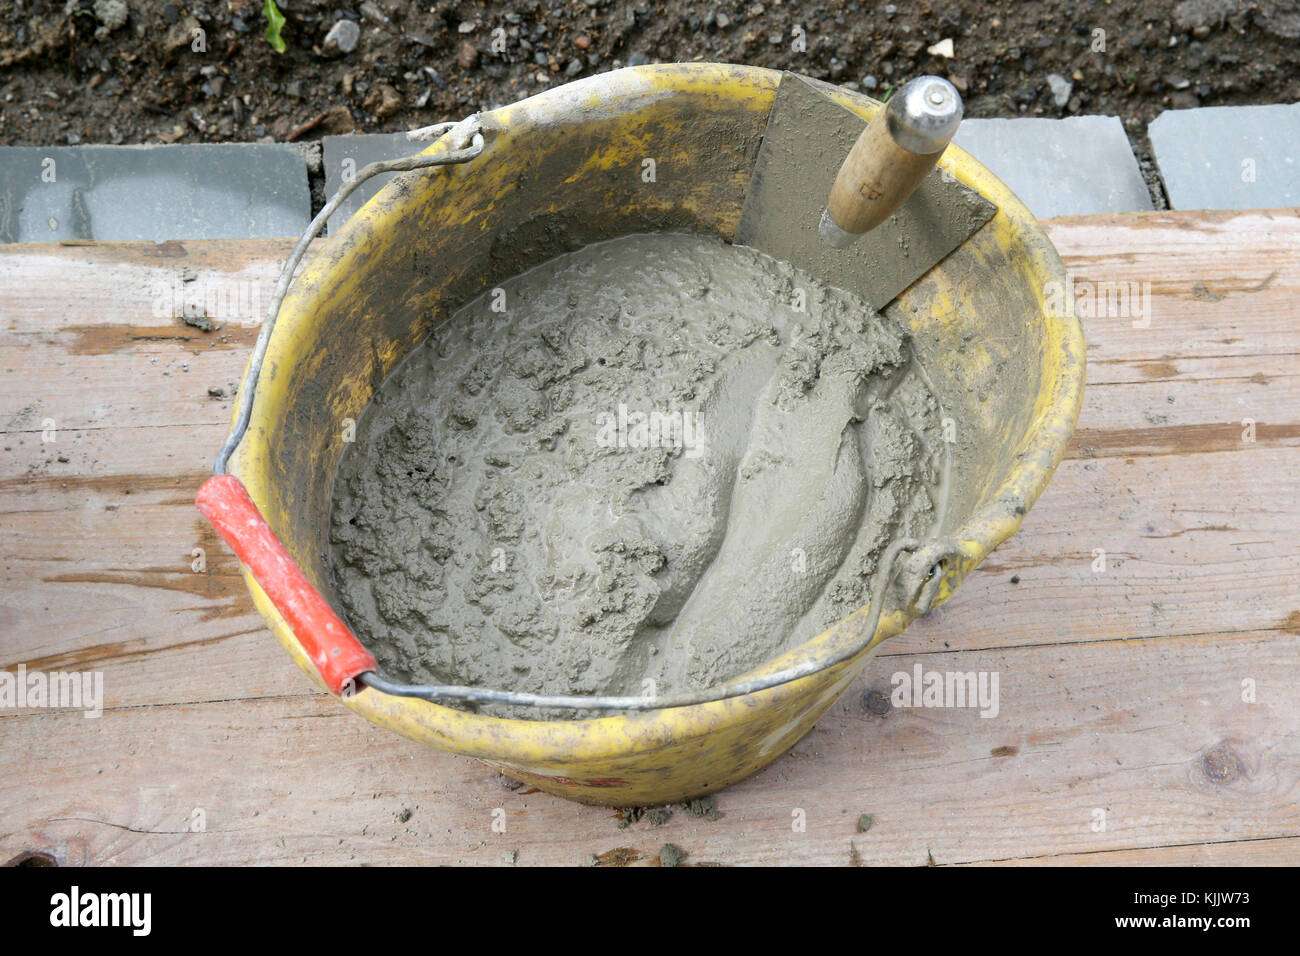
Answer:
734, 72, 996, 310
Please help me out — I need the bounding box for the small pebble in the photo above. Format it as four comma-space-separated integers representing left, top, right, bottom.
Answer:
1047, 73, 1072, 107
322, 20, 360, 57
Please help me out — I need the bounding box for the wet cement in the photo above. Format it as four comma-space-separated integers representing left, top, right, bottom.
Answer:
328, 231, 946, 716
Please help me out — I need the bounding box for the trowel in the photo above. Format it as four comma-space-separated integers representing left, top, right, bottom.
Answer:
735, 72, 994, 308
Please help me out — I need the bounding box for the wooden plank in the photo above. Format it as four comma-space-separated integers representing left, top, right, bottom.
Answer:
967, 837, 1300, 867
1043, 211, 1300, 462
0, 240, 289, 433
1068, 365, 1298, 459
0, 425, 304, 712
1041, 210, 1300, 367
0, 241, 311, 711
896, 448, 1300, 656
0, 629, 1294, 866
3, 440, 1294, 711
1, 210, 1298, 865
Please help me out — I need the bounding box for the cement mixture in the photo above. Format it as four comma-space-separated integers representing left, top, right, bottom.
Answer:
328, 231, 946, 717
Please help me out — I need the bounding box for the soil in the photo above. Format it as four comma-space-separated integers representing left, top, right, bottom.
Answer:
4, 0, 1299, 208
326, 230, 944, 714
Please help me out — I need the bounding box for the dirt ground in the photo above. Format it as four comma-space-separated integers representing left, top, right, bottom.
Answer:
2, 0, 1298, 201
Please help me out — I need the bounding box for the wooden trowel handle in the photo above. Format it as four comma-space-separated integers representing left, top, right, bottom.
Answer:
820, 76, 963, 249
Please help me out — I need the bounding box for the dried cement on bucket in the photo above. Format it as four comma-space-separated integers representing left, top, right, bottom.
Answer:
327, 232, 946, 717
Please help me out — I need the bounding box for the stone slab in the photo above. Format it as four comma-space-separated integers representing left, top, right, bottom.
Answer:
1149, 103, 1300, 210
952, 115, 1154, 218
0, 144, 310, 243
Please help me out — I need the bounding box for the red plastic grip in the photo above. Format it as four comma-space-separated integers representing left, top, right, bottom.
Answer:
196, 474, 376, 695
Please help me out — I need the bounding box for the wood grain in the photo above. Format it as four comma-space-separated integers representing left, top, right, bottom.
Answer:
1, 212, 1297, 866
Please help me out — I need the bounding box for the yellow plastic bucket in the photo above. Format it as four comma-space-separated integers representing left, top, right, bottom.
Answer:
222, 63, 1084, 806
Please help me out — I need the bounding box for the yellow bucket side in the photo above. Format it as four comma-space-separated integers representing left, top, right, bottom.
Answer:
229, 64, 1084, 805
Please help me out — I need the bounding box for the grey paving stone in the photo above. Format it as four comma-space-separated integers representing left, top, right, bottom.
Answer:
322, 133, 416, 234
1148, 103, 1300, 210
952, 116, 1154, 218
0, 144, 309, 243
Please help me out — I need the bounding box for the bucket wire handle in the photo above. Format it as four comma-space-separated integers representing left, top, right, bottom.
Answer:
198, 117, 485, 696
197, 115, 947, 711
213, 115, 486, 477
